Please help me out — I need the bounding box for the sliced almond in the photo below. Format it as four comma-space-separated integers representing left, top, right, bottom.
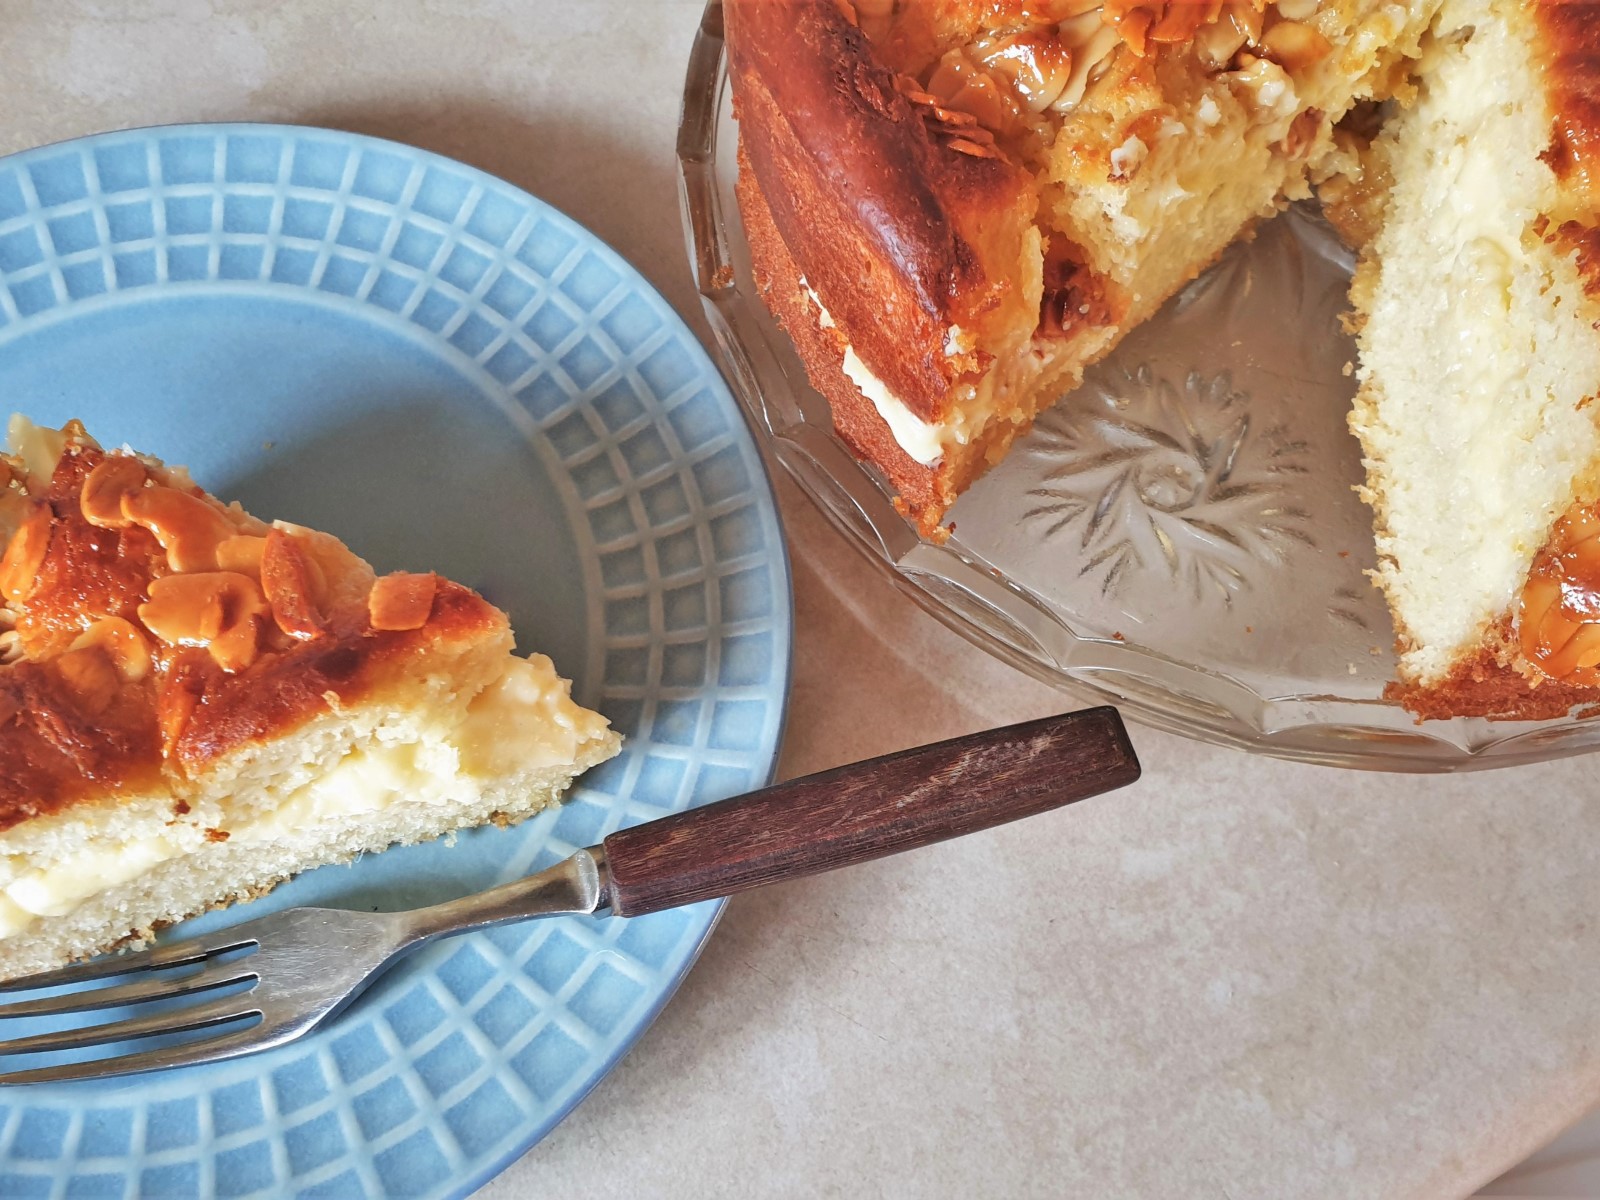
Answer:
0, 504, 52, 605
975, 32, 1074, 113
216, 534, 268, 580
123, 486, 237, 574
1226, 0, 1265, 45
1195, 17, 1248, 69
157, 650, 208, 757
1544, 620, 1600, 679
138, 571, 268, 672
1519, 573, 1563, 662
80, 456, 148, 529
261, 528, 326, 640
368, 572, 438, 632
70, 616, 153, 683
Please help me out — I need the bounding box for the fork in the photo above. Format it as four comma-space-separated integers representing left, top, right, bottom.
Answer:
0, 707, 1139, 1084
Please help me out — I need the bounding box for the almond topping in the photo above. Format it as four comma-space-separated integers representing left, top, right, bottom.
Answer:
973, 32, 1074, 114
0, 504, 52, 605
368, 572, 438, 632
53, 645, 119, 715
1546, 622, 1600, 679
123, 486, 237, 574
60, 419, 98, 449
216, 534, 268, 580
261, 528, 326, 640
138, 571, 268, 673
70, 616, 153, 683
80, 456, 148, 529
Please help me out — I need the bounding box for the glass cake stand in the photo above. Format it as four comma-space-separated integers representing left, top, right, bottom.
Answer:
675, 0, 1600, 772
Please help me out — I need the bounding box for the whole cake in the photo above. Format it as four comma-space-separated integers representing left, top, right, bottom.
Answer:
0, 417, 620, 979
727, 0, 1600, 720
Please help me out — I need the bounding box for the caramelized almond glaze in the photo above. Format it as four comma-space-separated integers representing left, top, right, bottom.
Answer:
0, 434, 504, 830
1518, 503, 1600, 686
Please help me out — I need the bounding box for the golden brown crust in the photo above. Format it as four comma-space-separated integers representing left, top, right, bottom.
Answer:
1536, 0, 1600, 215
0, 441, 505, 830
166, 579, 499, 772
725, 0, 1038, 425
1386, 657, 1600, 723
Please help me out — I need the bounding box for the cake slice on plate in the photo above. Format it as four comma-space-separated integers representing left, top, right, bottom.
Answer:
727, 0, 1440, 536
1346, 0, 1600, 718
0, 417, 620, 979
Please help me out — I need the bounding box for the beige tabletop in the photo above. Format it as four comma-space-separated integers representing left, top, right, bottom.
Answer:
4, 3, 1599, 1197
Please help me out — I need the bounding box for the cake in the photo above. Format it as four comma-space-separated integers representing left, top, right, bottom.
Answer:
0, 417, 621, 979
1346, 0, 1600, 718
727, 0, 1439, 538
728, 0, 1600, 721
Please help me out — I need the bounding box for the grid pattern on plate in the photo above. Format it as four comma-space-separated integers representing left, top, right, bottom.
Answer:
0, 126, 789, 1199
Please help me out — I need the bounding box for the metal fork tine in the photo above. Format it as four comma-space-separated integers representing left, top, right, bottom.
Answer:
0, 992, 257, 1058
0, 1024, 272, 1086
0, 959, 258, 1020
0, 928, 260, 994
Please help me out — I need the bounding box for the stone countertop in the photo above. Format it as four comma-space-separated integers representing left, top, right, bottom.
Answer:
3, 3, 1597, 1197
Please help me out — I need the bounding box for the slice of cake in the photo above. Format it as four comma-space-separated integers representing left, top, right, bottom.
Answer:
1346, 0, 1600, 718
0, 417, 620, 979
728, 0, 1440, 536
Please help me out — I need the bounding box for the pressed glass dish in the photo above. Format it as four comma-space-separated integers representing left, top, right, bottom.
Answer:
675, 0, 1600, 772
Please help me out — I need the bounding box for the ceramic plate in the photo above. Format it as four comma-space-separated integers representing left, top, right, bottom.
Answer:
0, 123, 790, 1197
678, 1, 1598, 771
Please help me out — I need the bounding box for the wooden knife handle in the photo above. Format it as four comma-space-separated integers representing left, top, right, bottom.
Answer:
600, 707, 1140, 918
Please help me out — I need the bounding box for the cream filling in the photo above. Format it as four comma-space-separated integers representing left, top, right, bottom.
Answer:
803, 283, 948, 467
0, 654, 606, 939
800, 283, 1071, 472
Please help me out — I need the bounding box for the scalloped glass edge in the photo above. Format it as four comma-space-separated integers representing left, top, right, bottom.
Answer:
674, 0, 1600, 773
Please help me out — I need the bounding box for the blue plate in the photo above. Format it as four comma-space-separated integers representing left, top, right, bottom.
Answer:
0, 124, 791, 1197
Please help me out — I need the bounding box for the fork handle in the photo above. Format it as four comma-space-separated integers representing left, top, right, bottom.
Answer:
600, 707, 1139, 918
